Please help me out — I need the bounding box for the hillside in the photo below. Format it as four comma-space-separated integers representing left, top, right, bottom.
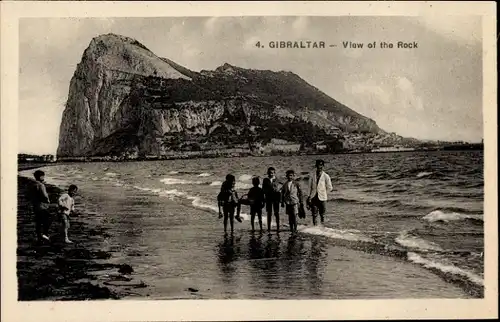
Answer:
57, 33, 413, 159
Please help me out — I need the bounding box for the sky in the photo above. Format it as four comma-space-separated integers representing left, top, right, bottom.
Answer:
19, 16, 483, 154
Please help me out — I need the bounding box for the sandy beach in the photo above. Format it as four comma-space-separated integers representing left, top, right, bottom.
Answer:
17, 173, 154, 300
17, 156, 483, 300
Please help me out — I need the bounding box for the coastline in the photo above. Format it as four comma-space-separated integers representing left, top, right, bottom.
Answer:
47, 146, 484, 164
16, 159, 483, 300
17, 175, 127, 300
18, 163, 56, 171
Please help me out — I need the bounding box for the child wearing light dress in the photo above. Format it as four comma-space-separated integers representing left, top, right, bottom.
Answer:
58, 184, 78, 243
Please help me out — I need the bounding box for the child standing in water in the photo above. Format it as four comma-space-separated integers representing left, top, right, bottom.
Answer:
262, 167, 282, 232
58, 184, 78, 244
280, 170, 303, 233
247, 177, 266, 232
217, 174, 242, 234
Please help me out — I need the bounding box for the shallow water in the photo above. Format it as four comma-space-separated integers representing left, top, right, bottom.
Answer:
19, 150, 484, 298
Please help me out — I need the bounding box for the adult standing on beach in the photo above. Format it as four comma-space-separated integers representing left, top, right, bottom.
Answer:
30, 170, 52, 242
306, 160, 333, 226
262, 167, 282, 232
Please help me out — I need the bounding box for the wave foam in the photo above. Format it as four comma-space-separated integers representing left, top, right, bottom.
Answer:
416, 171, 433, 178
168, 171, 179, 174
238, 174, 253, 182
185, 196, 251, 221
298, 225, 375, 243
395, 231, 442, 251
197, 172, 212, 177
130, 184, 251, 221
160, 177, 201, 185
235, 182, 253, 190
158, 189, 186, 198
210, 180, 252, 190
133, 186, 161, 194
105, 172, 119, 177
186, 196, 220, 213
407, 252, 484, 286
422, 210, 483, 223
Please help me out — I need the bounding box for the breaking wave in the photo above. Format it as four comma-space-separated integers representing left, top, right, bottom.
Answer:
160, 177, 202, 185
395, 231, 443, 251
158, 189, 186, 198
407, 252, 484, 287
422, 210, 483, 223
298, 225, 375, 243
82, 178, 487, 295
416, 171, 434, 178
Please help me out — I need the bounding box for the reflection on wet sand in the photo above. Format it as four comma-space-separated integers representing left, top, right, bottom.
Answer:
216, 231, 328, 298
216, 234, 243, 286
247, 232, 279, 292
306, 238, 327, 295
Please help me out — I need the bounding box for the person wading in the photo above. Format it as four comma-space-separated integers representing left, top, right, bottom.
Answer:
262, 167, 282, 232
306, 160, 333, 226
280, 170, 303, 233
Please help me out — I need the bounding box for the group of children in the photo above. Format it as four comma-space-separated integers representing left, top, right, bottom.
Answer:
30, 170, 78, 244
217, 167, 306, 234
29, 159, 332, 241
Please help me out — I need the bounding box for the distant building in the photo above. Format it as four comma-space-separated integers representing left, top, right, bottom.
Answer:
270, 138, 290, 145
18, 153, 56, 163
314, 143, 327, 151
371, 147, 415, 152
264, 140, 301, 153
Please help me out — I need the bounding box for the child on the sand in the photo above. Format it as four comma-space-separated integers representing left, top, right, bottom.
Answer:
246, 176, 266, 232
280, 170, 303, 233
58, 184, 78, 244
217, 174, 242, 234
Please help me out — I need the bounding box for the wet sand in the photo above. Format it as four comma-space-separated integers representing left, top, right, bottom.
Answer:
17, 176, 140, 300
17, 164, 476, 300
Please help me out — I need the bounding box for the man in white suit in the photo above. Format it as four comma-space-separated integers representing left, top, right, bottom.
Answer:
306, 159, 333, 226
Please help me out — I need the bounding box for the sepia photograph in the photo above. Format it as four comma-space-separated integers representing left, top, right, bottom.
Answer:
1, 1, 497, 321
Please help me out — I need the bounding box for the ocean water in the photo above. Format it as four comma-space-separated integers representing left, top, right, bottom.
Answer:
19, 150, 484, 299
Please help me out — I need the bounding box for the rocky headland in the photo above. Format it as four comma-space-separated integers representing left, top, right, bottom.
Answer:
57, 33, 429, 161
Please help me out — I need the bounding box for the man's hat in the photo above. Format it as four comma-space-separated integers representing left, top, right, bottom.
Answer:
316, 159, 325, 166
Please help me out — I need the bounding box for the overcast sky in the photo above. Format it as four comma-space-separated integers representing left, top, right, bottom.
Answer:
19, 16, 483, 154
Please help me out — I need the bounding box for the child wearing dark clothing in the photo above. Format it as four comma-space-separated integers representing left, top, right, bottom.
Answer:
247, 177, 266, 232
262, 167, 282, 232
280, 170, 303, 233
217, 174, 242, 234
30, 170, 52, 242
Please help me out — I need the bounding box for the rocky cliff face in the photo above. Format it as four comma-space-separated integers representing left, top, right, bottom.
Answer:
58, 33, 386, 158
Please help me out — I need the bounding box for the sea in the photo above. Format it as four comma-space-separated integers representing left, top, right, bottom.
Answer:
18, 150, 484, 299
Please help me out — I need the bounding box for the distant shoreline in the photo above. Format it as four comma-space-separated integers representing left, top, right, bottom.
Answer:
20, 146, 483, 166
18, 163, 55, 171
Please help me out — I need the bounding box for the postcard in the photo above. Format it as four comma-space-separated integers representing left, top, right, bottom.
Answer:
1, 1, 497, 321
